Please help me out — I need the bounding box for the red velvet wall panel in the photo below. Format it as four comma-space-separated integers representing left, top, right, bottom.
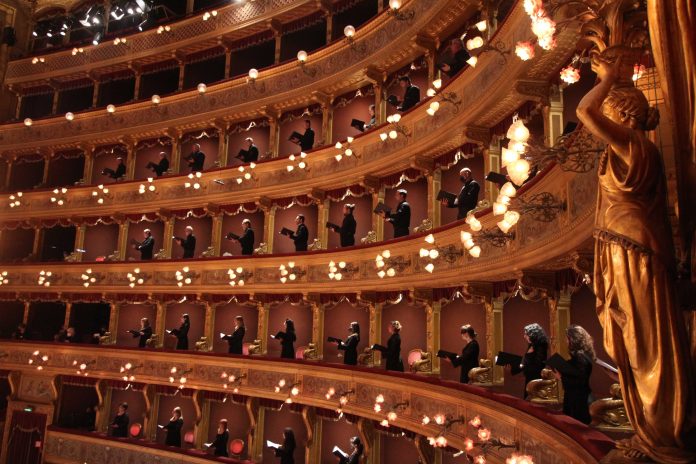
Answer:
83, 223, 119, 261
45, 155, 85, 188
332, 93, 374, 143
266, 302, 312, 358
110, 388, 147, 435
320, 418, 360, 464
380, 432, 419, 463
57, 384, 98, 428
156, 395, 195, 447
0, 228, 35, 262
206, 400, 250, 456
322, 301, 370, 364
212, 303, 259, 354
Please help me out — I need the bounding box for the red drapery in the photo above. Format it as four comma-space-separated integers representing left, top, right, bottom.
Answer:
7, 410, 47, 464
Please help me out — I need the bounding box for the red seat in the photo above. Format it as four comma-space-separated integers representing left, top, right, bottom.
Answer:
229, 438, 244, 456
129, 422, 142, 438
183, 430, 195, 445
295, 346, 306, 359
242, 343, 250, 356
408, 349, 423, 368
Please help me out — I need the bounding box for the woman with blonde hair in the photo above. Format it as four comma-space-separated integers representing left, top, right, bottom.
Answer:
553, 325, 595, 424
159, 406, 183, 447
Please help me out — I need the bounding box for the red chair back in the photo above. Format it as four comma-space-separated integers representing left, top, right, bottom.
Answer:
183, 430, 195, 444
407, 349, 423, 367
229, 438, 244, 456
242, 343, 250, 356
295, 346, 306, 359
129, 422, 142, 438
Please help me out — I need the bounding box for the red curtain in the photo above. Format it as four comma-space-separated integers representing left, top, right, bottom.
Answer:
7, 410, 47, 464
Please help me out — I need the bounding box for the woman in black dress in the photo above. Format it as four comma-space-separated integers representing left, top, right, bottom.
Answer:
160, 406, 183, 447
109, 402, 129, 437
372, 320, 404, 372
273, 319, 297, 359
169, 314, 190, 350
553, 324, 595, 424
129, 317, 153, 348
511, 323, 549, 398
207, 418, 229, 457
221, 315, 245, 354
449, 324, 480, 384
335, 322, 360, 365
338, 436, 364, 464
273, 427, 296, 464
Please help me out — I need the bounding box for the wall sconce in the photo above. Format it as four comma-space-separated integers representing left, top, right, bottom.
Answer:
151, 94, 161, 105
37, 270, 58, 287
513, 191, 566, 224
126, 268, 148, 287
113, 37, 127, 46
296, 50, 317, 77
175, 266, 196, 287
236, 163, 257, 184
374, 395, 409, 426
275, 378, 301, 404
81, 268, 103, 287
386, 0, 415, 21
343, 25, 367, 53
8, 191, 23, 208
28, 350, 50, 370
31, 57, 46, 64
419, 234, 463, 272
184, 171, 203, 190
515, 41, 535, 61
156, 25, 172, 34
72, 359, 96, 376
227, 267, 250, 287
202, 10, 218, 21
91, 184, 110, 204
425, 78, 462, 115
169, 366, 192, 389
476, 228, 514, 247
460, 231, 482, 258
327, 260, 358, 280
50, 187, 68, 206
379, 114, 410, 141
106, 104, 116, 114
247, 68, 259, 85
120, 362, 142, 381
138, 177, 157, 195
220, 372, 246, 393
65, 112, 75, 121
279, 262, 305, 283
0, 271, 9, 286
334, 137, 359, 162
197, 83, 207, 94
71, 47, 85, 55
286, 152, 309, 172
375, 250, 409, 278
423, 413, 465, 448
24, 118, 32, 127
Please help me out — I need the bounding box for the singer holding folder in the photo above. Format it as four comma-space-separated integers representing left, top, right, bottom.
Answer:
327, 204, 357, 247
268, 427, 296, 464
510, 323, 549, 398
271, 319, 297, 359
440, 168, 480, 219
220, 316, 245, 355
280, 215, 309, 252
371, 320, 404, 372
227, 219, 255, 256
329, 322, 360, 365
333, 436, 363, 463
440, 325, 480, 384
380, 189, 411, 238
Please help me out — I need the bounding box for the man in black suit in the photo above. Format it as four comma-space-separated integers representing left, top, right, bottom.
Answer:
102, 157, 126, 179
394, 76, 420, 112
288, 214, 309, 251
110, 403, 129, 438
135, 228, 155, 260
299, 120, 315, 151
185, 143, 205, 172
329, 204, 357, 247
175, 226, 196, 258
229, 218, 254, 256
237, 137, 259, 163
442, 167, 480, 219
382, 189, 411, 238
146, 152, 170, 177
440, 38, 471, 77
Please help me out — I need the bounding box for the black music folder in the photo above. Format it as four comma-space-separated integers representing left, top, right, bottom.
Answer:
289, 131, 303, 142
373, 202, 391, 215
327, 336, 342, 343
351, 119, 366, 132
326, 221, 340, 230
333, 446, 349, 459
545, 353, 581, 377
485, 171, 508, 186
225, 232, 240, 240
495, 351, 523, 367
437, 349, 458, 361
279, 227, 294, 236
387, 95, 398, 106
237, 149, 248, 158
437, 190, 457, 203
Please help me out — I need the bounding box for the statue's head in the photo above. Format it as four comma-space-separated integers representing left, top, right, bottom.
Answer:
603, 85, 659, 131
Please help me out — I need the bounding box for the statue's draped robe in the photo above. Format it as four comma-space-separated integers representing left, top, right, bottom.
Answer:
594, 131, 696, 462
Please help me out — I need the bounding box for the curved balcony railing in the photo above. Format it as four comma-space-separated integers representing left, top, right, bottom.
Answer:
1, 341, 614, 463
0, 1, 579, 221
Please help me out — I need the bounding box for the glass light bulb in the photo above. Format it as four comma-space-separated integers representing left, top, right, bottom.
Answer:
344, 25, 355, 38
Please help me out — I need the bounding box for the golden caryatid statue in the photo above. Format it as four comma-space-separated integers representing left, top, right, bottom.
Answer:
577, 46, 696, 463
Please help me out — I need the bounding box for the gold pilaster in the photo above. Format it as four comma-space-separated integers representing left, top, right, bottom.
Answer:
267, 114, 280, 158
125, 141, 136, 180
203, 301, 215, 350
302, 406, 321, 464
51, 89, 59, 114
177, 61, 185, 92
91, 81, 100, 108
41, 152, 51, 185
310, 301, 324, 359
155, 300, 166, 348
372, 187, 385, 241
146, 389, 161, 440
64, 301, 72, 327
317, 199, 330, 249
262, 206, 276, 253
249, 400, 265, 461
484, 144, 501, 203
485, 297, 504, 384
192, 390, 204, 448
107, 302, 119, 341
96, 383, 112, 433
428, 168, 442, 228
325, 13, 333, 44
426, 301, 441, 374
223, 48, 232, 79
198, 398, 212, 449
162, 217, 175, 258
169, 130, 181, 174
375, 83, 386, 125
217, 126, 229, 167
73, 225, 86, 262
22, 300, 30, 324
210, 214, 223, 257
32, 228, 44, 258
544, 86, 564, 146
81, 146, 94, 184
14, 95, 22, 119
4, 158, 12, 189
117, 220, 130, 261
257, 302, 269, 354
549, 292, 571, 357
133, 72, 142, 100
358, 417, 380, 464
369, 302, 382, 365
321, 103, 333, 146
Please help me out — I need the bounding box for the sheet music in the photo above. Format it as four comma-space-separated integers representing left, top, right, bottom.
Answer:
266, 440, 280, 449
333, 445, 348, 458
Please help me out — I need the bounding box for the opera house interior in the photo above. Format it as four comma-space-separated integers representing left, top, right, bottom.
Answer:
0, 0, 694, 463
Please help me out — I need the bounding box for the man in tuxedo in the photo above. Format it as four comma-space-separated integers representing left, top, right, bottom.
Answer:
329, 204, 357, 247
176, 226, 196, 258
364, 104, 376, 131
146, 152, 170, 177
185, 143, 205, 172
102, 157, 126, 180
440, 38, 471, 77
237, 137, 259, 163
289, 214, 309, 251
229, 218, 255, 256
382, 189, 411, 238
395, 76, 420, 112
442, 167, 480, 219
135, 228, 155, 260
299, 120, 315, 151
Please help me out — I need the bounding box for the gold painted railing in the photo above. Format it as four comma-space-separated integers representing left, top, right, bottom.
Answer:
0, 2, 577, 221
1, 341, 614, 464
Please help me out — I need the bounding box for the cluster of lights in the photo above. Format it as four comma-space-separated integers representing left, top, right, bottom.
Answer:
422, 413, 450, 447
0, 271, 9, 286
425, 78, 443, 115
375, 250, 396, 278
274, 378, 301, 403
91, 184, 110, 204
138, 177, 157, 194
502, 116, 533, 185
37, 270, 54, 287
175, 266, 194, 287
71, 47, 85, 56
632, 64, 646, 82
492, 182, 521, 233
120, 362, 140, 381
202, 10, 218, 21
8, 192, 23, 208
28, 350, 49, 370
373, 394, 408, 427
286, 152, 308, 172
418, 234, 440, 273
379, 114, 404, 141
523, 0, 557, 51
327, 261, 346, 280
279, 262, 297, 284
560, 58, 581, 85
126, 268, 145, 287
236, 163, 257, 184
113, 37, 127, 45
460, 231, 482, 258
220, 372, 245, 393
506, 455, 534, 464
227, 267, 246, 287
184, 171, 203, 189
31, 57, 46, 65
81, 268, 98, 287
325, 387, 353, 416
168, 366, 191, 389
515, 41, 535, 61
156, 25, 172, 34
72, 359, 95, 376
50, 187, 69, 206
334, 137, 357, 162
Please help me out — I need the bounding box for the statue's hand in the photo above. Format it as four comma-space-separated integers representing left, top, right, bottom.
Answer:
591, 53, 622, 83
